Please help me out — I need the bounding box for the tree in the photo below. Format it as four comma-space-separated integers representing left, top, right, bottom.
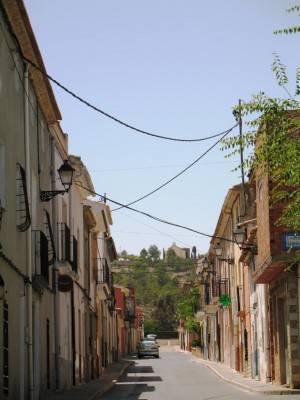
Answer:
151, 293, 178, 331
192, 246, 197, 259
222, 8, 300, 243
148, 244, 161, 262
140, 248, 148, 259
177, 287, 201, 339
119, 250, 128, 260
165, 248, 177, 267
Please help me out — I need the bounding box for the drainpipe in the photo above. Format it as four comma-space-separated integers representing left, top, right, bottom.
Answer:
24, 63, 34, 400
68, 175, 75, 386
50, 133, 60, 390
264, 285, 271, 382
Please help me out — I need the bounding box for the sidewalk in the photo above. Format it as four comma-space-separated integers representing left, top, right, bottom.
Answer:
46, 356, 135, 400
178, 347, 300, 395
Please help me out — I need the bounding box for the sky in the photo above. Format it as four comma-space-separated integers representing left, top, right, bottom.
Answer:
24, 0, 299, 256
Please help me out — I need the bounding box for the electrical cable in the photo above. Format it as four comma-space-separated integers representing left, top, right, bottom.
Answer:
74, 181, 234, 243
111, 124, 237, 211
22, 55, 237, 143
114, 210, 194, 247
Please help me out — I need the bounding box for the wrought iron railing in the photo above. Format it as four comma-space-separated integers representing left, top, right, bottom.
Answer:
32, 230, 49, 283
212, 279, 230, 298
44, 210, 56, 265
16, 163, 31, 232
71, 235, 78, 272
57, 222, 71, 262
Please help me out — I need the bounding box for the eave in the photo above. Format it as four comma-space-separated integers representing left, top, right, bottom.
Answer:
2, 0, 62, 124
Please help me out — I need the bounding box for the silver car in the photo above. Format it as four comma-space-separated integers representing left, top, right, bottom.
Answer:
137, 340, 159, 359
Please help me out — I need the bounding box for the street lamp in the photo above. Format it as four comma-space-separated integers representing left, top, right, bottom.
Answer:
233, 227, 257, 254
40, 160, 75, 202
214, 242, 234, 264
202, 257, 212, 270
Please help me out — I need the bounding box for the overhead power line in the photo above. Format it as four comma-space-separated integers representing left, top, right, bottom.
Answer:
23, 55, 236, 143
75, 181, 234, 244
111, 124, 237, 211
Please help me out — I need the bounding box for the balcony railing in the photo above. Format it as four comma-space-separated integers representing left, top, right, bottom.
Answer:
237, 285, 244, 312
16, 163, 31, 232
93, 258, 110, 285
32, 230, 49, 293
57, 222, 71, 262
70, 236, 78, 272
212, 279, 230, 298
44, 210, 56, 266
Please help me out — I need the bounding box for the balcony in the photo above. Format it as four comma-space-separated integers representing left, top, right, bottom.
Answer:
212, 278, 230, 298
16, 163, 30, 232
70, 235, 78, 273
32, 230, 49, 294
43, 210, 56, 266
57, 222, 71, 263
93, 258, 114, 301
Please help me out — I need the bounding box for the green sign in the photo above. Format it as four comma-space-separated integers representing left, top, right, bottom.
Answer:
219, 294, 231, 307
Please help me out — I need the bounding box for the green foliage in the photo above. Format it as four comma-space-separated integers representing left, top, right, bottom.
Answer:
119, 250, 128, 260
222, 13, 300, 241
114, 245, 188, 331
165, 249, 177, 266
151, 293, 178, 331
185, 318, 200, 334
148, 244, 161, 262
191, 339, 201, 347
140, 248, 148, 259
144, 319, 158, 332
192, 246, 197, 259
177, 287, 200, 321
274, 6, 300, 35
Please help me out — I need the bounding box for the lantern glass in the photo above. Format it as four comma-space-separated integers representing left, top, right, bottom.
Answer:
214, 242, 223, 258
233, 227, 246, 245
202, 257, 210, 270
58, 161, 74, 190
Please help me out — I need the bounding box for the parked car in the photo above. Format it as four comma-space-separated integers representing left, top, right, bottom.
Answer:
137, 340, 159, 359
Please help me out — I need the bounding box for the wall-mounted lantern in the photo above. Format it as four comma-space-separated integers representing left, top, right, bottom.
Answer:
214, 242, 234, 264
233, 227, 257, 254
40, 160, 75, 202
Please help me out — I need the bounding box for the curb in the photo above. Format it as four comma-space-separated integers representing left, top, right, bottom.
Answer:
90, 360, 134, 400
192, 359, 300, 395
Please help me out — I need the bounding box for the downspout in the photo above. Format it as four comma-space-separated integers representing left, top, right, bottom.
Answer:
265, 285, 271, 382
68, 177, 76, 385
50, 133, 60, 390
24, 63, 34, 400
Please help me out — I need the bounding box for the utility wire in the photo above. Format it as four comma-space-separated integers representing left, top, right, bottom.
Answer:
23, 55, 236, 143
111, 123, 237, 211
75, 181, 234, 243
115, 210, 193, 247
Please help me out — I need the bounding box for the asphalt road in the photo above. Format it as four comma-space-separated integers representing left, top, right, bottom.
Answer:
98, 346, 300, 400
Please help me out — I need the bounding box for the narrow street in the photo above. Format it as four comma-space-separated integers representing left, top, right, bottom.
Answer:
98, 346, 300, 400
